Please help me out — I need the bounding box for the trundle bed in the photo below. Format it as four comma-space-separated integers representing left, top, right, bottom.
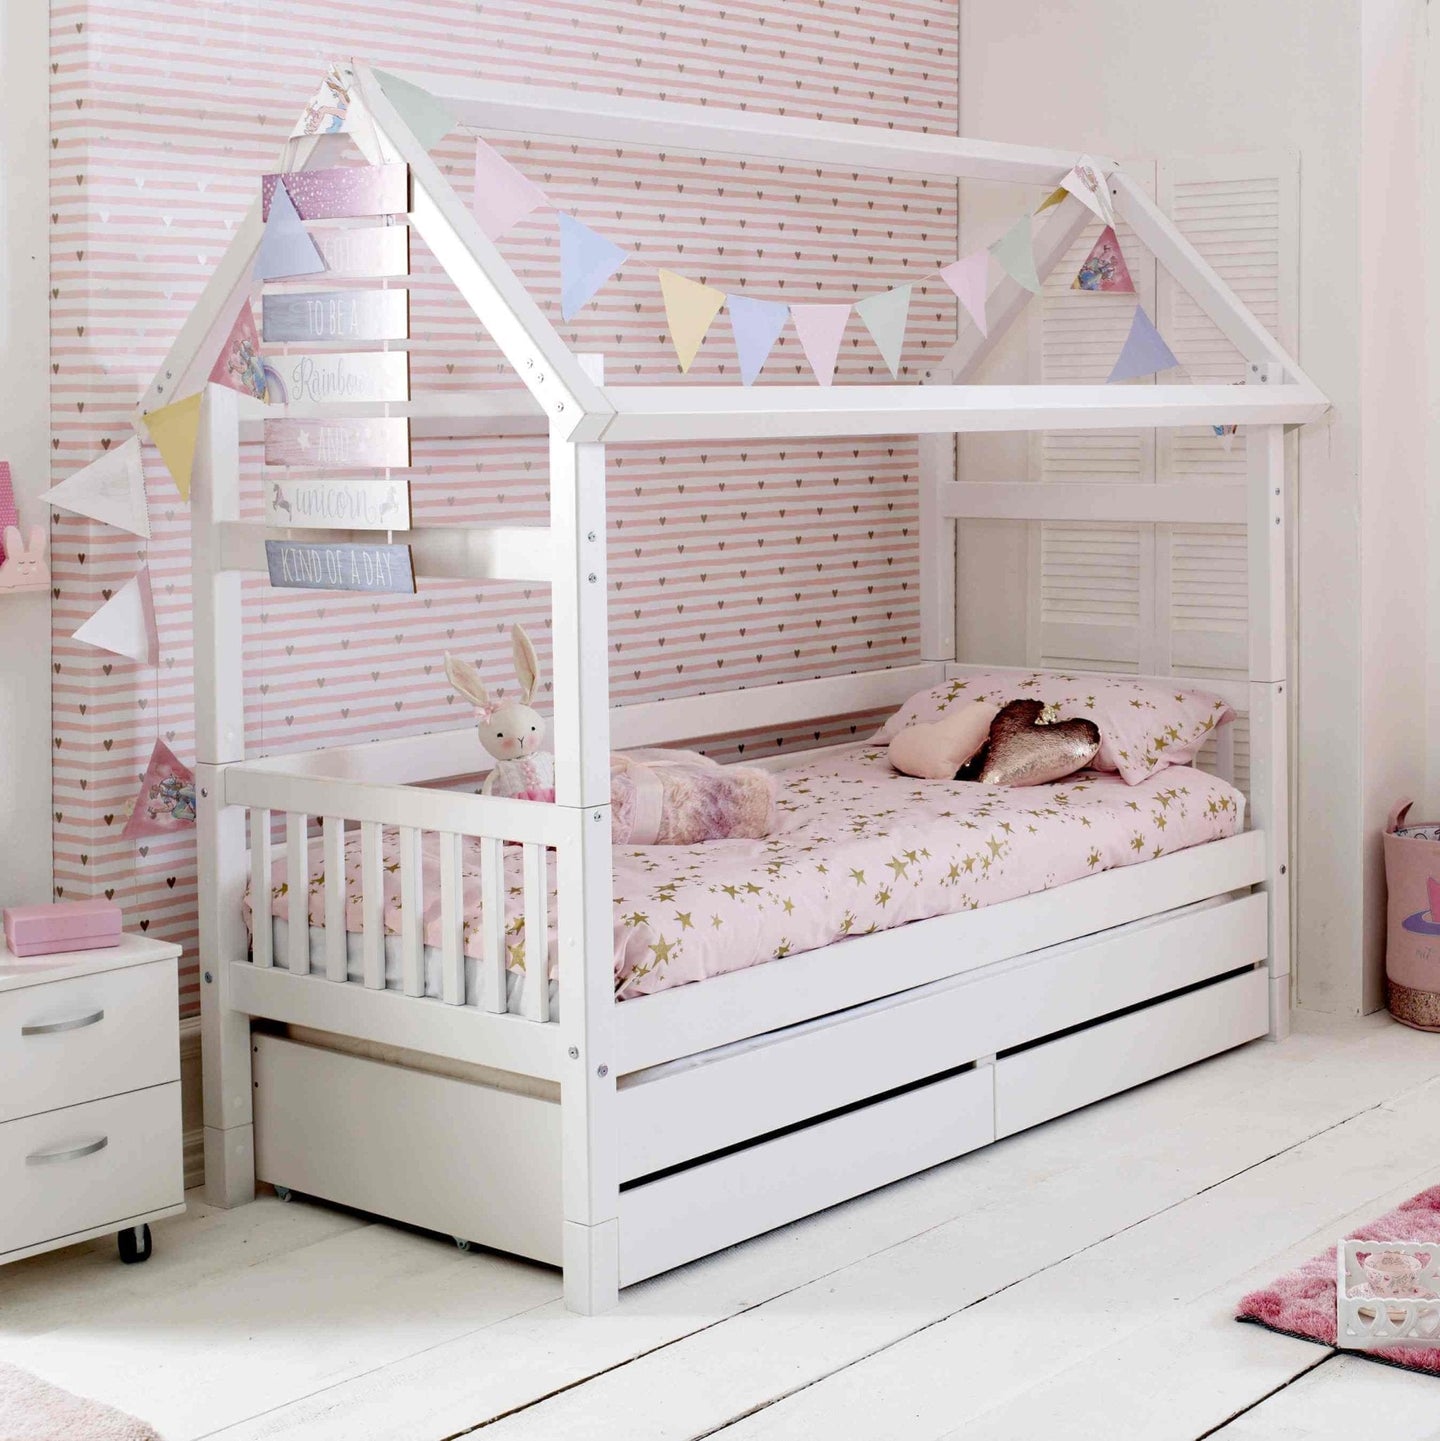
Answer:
177, 66, 1327, 1313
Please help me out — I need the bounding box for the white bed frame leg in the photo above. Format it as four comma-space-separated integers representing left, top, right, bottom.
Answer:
192, 385, 258, 1204
1246, 408, 1291, 1041
552, 355, 621, 1313
918, 433, 958, 664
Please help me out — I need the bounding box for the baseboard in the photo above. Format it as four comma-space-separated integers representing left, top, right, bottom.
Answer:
181, 1016, 204, 1190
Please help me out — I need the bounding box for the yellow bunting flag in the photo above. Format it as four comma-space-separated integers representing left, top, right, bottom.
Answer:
141, 391, 204, 501
1035, 186, 1069, 214
658, 269, 727, 373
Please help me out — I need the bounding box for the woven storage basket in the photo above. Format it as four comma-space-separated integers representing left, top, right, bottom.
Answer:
1384, 801, 1440, 1030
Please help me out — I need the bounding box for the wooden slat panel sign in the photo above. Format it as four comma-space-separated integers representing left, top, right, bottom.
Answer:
261, 164, 409, 221
312, 225, 410, 279
262, 290, 409, 343
265, 539, 416, 594
264, 417, 411, 469
266, 476, 411, 531
267, 351, 410, 405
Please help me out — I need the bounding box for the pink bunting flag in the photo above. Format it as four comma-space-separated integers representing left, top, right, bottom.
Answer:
209, 305, 276, 402
1072, 227, 1135, 293
939, 252, 991, 336
790, 303, 850, 386
472, 135, 551, 243
0, 462, 17, 566
122, 739, 197, 840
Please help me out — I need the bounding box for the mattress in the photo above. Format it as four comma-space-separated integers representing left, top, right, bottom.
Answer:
244, 742, 1245, 1002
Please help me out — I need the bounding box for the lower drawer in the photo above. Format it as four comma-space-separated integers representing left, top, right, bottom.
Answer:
0, 1083, 183, 1256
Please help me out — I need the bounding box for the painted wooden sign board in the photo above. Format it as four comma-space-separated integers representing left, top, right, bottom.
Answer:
267, 351, 410, 405
266, 476, 411, 531
265, 539, 416, 594
262, 289, 409, 343
263, 417, 411, 469
311, 225, 411, 278
261, 163, 410, 221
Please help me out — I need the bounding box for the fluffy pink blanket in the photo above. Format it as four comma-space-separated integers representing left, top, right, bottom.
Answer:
610, 748, 776, 845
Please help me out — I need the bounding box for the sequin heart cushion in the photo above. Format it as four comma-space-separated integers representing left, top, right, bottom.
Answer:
962, 699, 1101, 787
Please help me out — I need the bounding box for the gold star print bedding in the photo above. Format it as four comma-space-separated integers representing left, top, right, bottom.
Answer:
244, 743, 1244, 1001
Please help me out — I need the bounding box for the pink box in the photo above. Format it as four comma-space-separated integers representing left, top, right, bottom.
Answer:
3, 900, 123, 958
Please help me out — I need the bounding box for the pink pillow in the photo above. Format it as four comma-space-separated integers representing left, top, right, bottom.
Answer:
874, 670, 1235, 786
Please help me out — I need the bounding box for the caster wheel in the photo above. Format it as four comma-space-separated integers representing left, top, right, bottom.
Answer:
274, 1185, 293, 1202
454, 1237, 474, 1253
117, 1224, 152, 1265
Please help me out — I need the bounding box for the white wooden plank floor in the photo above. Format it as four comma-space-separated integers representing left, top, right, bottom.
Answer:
4, 1011, 1440, 1441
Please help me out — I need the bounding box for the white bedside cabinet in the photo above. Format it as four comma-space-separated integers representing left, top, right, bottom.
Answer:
0, 933, 185, 1267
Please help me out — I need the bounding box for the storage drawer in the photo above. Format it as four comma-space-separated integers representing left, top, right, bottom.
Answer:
0, 1083, 183, 1256
0, 961, 178, 1123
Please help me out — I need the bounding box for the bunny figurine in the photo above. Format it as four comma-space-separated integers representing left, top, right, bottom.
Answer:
0, 526, 49, 593
445, 624, 556, 802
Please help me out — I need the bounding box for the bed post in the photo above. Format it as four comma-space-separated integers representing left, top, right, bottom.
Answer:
192, 384, 258, 1204
1245, 394, 1291, 1040
550, 354, 620, 1312
918, 434, 958, 663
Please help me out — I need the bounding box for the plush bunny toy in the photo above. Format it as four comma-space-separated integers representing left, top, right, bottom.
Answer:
0, 526, 49, 593
445, 624, 556, 802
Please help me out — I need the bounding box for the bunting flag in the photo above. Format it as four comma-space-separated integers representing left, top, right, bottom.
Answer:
728, 294, 789, 386
0, 462, 17, 565
855, 284, 913, 378
939, 252, 991, 335
1072, 226, 1135, 293
371, 68, 456, 151
1107, 305, 1180, 383
659, 270, 726, 372
557, 212, 629, 322
1062, 154, 1115, 228
1036, 186, 1069, 214
142, 392, 204, 501
290, 62, 352, 138
989, 214, 1042, 295
122, 740, 197, 840
254, 179, 326, 282
40, 437, 150, 539
209, 305, 276, 403
790, 303, 850, 386
73, 566, 158, 665
472, 136, 551, 243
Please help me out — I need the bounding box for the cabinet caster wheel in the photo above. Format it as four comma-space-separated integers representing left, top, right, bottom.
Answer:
274, 1186, 293, 1202
117, 1224, 152, 1265
454, 1237, 473, 1253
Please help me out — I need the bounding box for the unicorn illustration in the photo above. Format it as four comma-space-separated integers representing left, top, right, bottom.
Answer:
147, 773, 197, 825
227, 337, 284, 403
296, 66, 351, 136
270, 482, 293, 521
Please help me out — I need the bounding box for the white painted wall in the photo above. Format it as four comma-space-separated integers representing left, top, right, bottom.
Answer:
957, 0, 1373, 1011
0, 4, 52, 905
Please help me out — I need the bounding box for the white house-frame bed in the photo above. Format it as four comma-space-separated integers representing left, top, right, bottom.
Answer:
159, 63, 1328, 1313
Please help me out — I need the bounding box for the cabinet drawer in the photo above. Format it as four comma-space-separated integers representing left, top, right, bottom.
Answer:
0, 1083, 183, 1256
0, 961, 177, 1123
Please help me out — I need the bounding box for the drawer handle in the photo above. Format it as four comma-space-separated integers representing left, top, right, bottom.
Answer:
26, 1135, 109, 1166
21, 1008, 105, 1037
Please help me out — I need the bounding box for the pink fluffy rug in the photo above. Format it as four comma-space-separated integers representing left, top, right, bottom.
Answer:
0, 1363, 161, 1440
1237, 1183, 1440, 1376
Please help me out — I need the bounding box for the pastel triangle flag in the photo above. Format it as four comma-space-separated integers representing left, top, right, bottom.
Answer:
728, 294, 789, 386
73, 566, 158, 665
40, 436, 150, 539
854, 285, 913, 378
1035, 186, 1069, 214
122, 740, 197, 840
939, 251, 991, 335
253, 179, 326, 282
0, 462, 17, 565
290, 62, 352, 138
372, 68, 456, 151
209, 305, 274, 402
472, 135, 551, 242
557, 212, 628, 321
790, 303, 850, 386
142, 392, 204, 501
1107, 305, 1180, 383
988, 214, 1042, 295
1071, 226, 1136, 293
658, 270, 727, 373
1062, 154, 1115, 227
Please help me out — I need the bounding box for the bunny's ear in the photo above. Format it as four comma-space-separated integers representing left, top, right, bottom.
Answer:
26, 527, 45, 557
3, 527, 21, 559
444, 651, 490, 710
511, 624, 539, 705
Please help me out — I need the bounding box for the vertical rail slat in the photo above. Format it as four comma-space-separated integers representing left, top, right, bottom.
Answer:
521, 841, 550, 1024
438, 832, 465, 1006
323, 816, 347, 982
285, 813, 310, 976
361, 821, 385, 989
249, 808, 273, 968
480, 835, 506, 1013
399, 825, 424, 997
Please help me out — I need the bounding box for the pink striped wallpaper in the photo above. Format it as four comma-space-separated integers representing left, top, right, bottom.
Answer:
48, 0, 959, 1016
